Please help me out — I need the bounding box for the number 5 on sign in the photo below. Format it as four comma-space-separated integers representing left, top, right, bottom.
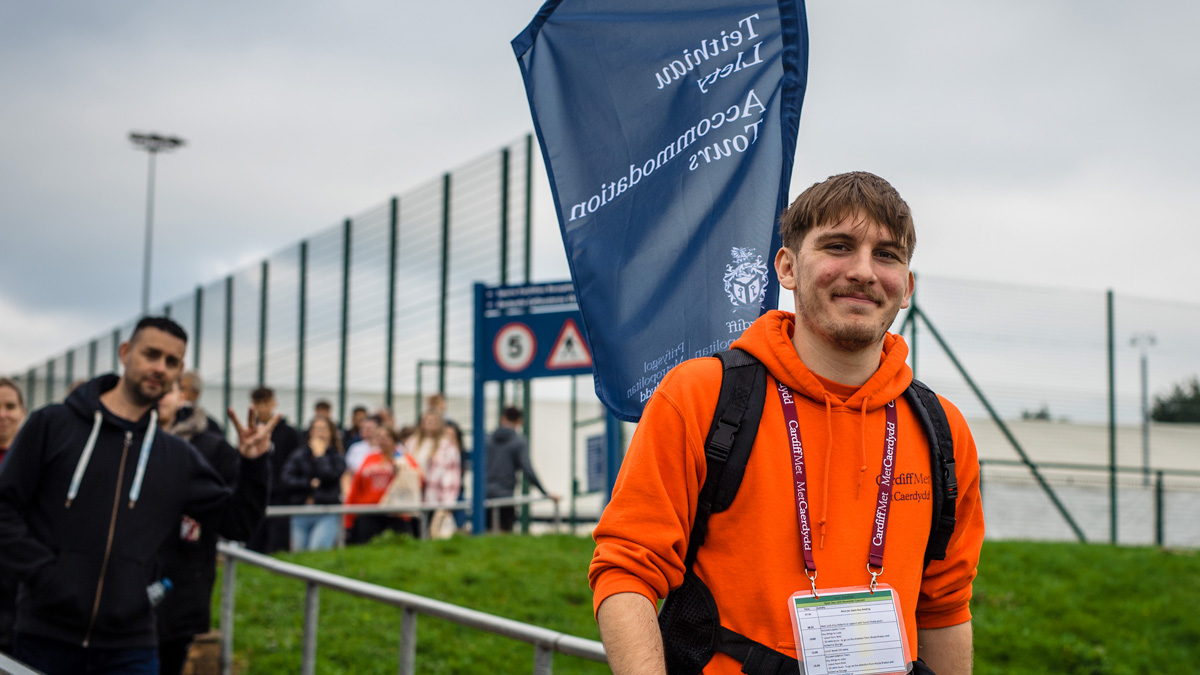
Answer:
493, 322, 536, 373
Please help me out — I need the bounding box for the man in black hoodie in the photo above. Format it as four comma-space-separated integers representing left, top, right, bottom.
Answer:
484, 407, 558, 532
0, 317, 276, 675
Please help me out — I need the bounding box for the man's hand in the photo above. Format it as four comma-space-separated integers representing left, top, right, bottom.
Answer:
228, 407, 282, 460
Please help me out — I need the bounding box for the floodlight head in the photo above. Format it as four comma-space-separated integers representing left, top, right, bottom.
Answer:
129, 132, 186, 153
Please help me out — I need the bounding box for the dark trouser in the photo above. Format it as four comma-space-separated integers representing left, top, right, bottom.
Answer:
487, 505, 516, 533
248, 515, 290, 554
349, 515, 390, 544
15, 632, 158, 675
349, 515, 420, 544
158, 635, 193, 675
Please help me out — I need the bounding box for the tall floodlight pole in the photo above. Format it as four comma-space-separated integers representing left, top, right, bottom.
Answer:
129, 132, 186, 315
1131, 332, 1156, 486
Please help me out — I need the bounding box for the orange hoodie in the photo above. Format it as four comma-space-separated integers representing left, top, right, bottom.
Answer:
589, 311, 983, 672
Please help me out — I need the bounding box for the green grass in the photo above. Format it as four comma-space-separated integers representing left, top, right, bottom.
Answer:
973, 541, 1200, 675
217, 536, 1200, 674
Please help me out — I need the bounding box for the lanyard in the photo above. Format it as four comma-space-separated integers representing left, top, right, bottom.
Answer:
775, 379, 899, 596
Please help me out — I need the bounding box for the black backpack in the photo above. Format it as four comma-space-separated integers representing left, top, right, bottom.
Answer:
657, 349, 958, 675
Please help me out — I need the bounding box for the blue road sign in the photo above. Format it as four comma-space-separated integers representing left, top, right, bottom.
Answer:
481, 282, 594, 381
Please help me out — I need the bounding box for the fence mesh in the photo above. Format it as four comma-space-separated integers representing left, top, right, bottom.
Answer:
11, 135, 1200, 546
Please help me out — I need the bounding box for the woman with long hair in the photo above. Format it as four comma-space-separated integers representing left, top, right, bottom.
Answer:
0, 377, 26, 466
282, 416, 346, 551
418, 411, 462, 540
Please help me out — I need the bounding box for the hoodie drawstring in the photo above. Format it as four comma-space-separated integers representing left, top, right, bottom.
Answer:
819, 394, 833, 550
856, 396, 871, 499
128, 409, 157, 509
66, 411, 103, 508
64, 409, 158, 509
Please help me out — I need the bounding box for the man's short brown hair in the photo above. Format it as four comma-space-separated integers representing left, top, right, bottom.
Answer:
779, 171, 915, 261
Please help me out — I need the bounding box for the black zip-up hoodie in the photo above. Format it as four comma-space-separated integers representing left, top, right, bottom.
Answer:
0, 374, 268, 649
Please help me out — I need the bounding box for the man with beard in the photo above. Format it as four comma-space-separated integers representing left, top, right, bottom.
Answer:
589, 173, 984, 675
0, 316, 276, 675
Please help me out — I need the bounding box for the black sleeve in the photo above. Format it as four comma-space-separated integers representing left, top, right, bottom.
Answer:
183, 441, 269, 542
313, 451, 346, 482
280, 447, 312, 491
0, 410, 60, 580
199, 438, 268, 543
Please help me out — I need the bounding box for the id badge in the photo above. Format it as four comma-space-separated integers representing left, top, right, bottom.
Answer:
787, 584, 912, 675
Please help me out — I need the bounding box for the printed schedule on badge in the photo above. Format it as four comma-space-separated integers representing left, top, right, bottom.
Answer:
791, 589, 907, 675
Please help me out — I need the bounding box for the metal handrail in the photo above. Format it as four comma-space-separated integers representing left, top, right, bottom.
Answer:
216, 542, 607, 675
263, 493, 559, 517
0, 652, 43, 675
979, 458, 1200, 478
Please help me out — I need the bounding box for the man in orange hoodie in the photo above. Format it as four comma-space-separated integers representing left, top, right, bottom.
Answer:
589, 172, 984, 675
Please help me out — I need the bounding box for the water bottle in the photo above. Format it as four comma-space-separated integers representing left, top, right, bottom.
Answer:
147, 578, 173, 607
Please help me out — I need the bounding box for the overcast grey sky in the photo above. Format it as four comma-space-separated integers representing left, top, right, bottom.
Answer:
1, 0, 1197, 374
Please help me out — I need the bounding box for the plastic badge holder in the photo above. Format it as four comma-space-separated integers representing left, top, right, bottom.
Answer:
788, 584, 913, 675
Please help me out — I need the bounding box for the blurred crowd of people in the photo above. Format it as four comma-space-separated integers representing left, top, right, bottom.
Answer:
239, 387, 472, 554
0, 315, 554, 675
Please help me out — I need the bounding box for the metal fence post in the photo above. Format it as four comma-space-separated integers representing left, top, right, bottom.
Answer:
398, 607, 417, 675
64, 350, 74, 395
111, 327, 120, 372
500, 147, 510, 285
45, 358, 55, 404
223, 275, 234, 432
339, 218, 352, 428
25, 369, 35, 409
220, 555, 237, 675
439, 173, 451, 394
193, 286, 203, 371
386, 196, 399, 412
496, 146, 512, 414
297, 241, 308, 426
88, 339, 97, 379
1107, 289, 1117, 544
302, 582, 320, 675
534, 644, 553, 675
258, 259, 269, 388
569, 376, 578, 534
1155, 470, 1165, 547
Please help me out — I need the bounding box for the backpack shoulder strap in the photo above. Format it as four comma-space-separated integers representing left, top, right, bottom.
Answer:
683, 348, 767, 570
903, 378, 958, 565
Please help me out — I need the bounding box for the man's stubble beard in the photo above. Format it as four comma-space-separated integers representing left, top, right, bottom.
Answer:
124, 375, 168, 409
796, 293, 893, 353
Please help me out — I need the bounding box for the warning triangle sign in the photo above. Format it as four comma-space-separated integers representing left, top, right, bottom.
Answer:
546, 318, 593, 369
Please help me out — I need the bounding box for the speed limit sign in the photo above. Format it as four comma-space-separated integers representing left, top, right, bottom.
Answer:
492, 322, 537, 373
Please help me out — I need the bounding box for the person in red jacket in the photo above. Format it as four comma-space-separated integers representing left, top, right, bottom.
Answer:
344, 426, 398, 544
589, 172, 984, 675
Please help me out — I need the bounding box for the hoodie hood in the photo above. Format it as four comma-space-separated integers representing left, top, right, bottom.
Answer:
731, 310, 911, 411
65, 374, 156, 430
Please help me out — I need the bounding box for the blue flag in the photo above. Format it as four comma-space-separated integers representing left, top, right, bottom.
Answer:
514, 0, 808, 421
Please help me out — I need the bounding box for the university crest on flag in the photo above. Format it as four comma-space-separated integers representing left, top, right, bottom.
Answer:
514, 0, 809, 420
